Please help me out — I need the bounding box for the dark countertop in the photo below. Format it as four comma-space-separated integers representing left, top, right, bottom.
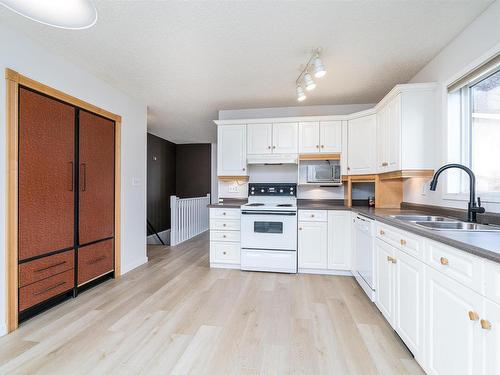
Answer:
209, 198, 500, 263
208, 198, 247, 209
297, 201, 500, 263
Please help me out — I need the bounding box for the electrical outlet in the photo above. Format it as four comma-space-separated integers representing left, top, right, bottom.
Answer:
228, 184, 239, 193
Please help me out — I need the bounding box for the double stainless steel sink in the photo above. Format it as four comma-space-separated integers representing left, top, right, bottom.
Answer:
389, 215, 500, 232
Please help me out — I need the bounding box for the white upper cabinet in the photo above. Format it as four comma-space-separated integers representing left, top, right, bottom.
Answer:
299, 121, 341, 154
347, 114, 377, 175
377, 94, 401, 172
272, 122, 298, 154
217, 125, 247, 176
376, 86, 436, 173
298, 122, 320, 153
320, 121, 342, 153
247, 122, 298, 155
247, 123, 272, 155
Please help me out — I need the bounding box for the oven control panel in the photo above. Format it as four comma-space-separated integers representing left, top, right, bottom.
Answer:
248, 183, 297, 196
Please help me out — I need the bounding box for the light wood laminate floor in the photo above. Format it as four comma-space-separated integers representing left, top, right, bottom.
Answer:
0, 232, 423, 374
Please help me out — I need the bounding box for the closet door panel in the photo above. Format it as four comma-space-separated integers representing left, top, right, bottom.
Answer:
78, 239, 114, 286
79, 111, 115, 244
18, 88, 75, 261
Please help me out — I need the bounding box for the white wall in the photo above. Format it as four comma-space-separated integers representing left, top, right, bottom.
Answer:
406, 0, 500, 213
0, 24, 148, 336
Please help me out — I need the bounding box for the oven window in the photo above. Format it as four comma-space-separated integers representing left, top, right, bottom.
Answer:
254, 221, 283, 234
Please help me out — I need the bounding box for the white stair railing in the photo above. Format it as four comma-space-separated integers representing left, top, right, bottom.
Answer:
170, 194, 210, 246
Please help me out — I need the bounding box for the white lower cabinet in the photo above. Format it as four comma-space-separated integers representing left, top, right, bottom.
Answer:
375, 239, 396, 324
482, 298, 500, 375
394, 248, 424, 364
327, 211, 351, 270
298, 220, 328, 270
425, 266, 483, 375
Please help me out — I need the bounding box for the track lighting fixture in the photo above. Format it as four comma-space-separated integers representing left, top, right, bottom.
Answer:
296, 86, 306, 102
304, 73, 316, 91
295, 48, 327, 101
0, 0, 97, 29
313, 56, 326, 78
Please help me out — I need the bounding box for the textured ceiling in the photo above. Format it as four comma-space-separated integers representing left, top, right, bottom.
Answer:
0, 0, 492, 143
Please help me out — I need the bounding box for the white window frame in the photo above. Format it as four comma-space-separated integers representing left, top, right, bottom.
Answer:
443, 50, 500, 204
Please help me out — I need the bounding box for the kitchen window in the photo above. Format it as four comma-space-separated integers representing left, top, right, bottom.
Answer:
446, 54, 500, 201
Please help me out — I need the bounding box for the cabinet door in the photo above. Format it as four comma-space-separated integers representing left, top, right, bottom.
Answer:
425, 266, 483, 375
298, 221, 327, 269
18, 88, 75, 261
482, 299, 500, 375
319, 121, 342, 153
217, 125, 247, 176
386, 95, 401, 171
375, 239, 395, 325
327, 211, 351, 270
298, 122, 320, 153
273, 122, 298, 154
247, 123, 272, 155
79, 110, 115, 245
376, 105, 388, 172
394, 248, 424, 362
347, 115, 376, 175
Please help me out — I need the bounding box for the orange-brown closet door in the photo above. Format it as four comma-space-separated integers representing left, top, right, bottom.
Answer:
78, 110, 115, 245
19, 88, 75, 261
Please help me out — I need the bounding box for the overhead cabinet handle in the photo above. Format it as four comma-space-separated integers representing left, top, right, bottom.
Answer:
80, 163, 87, 192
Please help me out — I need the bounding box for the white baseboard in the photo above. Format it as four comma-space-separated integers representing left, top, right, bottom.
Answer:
210, 262, 240, 270
298, 268, 352, 276
121, 256, 149, 275
147, 229, 170, 245
0, 323, 7, 337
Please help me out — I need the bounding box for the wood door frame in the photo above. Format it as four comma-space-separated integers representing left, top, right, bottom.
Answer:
5, 68, 122, 332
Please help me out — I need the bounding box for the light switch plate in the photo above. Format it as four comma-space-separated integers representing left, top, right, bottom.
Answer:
228, 184, 239, 193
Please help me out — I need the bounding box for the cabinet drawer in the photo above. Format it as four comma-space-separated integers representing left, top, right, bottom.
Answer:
210, 230, 240, 242
425, 239, 483, 293
210, 242, 240, 264
376, 223, 423, 260
19, 250, 75, 288
298, 210, 327, 222
210, 208, 241, 220
485, 260, 500, 304
210, 219, 240, 231
78, 239, 114, 286
19, 269, 74, 311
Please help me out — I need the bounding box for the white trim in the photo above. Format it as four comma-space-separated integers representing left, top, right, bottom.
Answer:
0, 323, 7, 337
121, 256, 148, 275
214, 83, 437, 126
298, 268, 352, 276
147, 229, 170, 245
210, 263, 240, 269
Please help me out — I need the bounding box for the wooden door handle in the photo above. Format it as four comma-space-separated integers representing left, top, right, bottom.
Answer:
400, 239, 407, 246
440, 257, 449, 265
80, 163, 87, 192
480, 319, 492, 330
468, 311, 479, 321
68, 162, 74, 191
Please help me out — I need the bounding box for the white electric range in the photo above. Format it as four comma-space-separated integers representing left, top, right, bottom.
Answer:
240, 183, 297, 273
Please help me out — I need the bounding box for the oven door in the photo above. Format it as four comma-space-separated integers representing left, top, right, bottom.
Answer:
241, 210, 297, 251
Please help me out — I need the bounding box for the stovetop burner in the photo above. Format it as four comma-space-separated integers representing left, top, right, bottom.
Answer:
247, 203, 265, 206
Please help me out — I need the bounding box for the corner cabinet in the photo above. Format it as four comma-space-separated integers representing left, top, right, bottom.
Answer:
347, 114, 377, 174
376, 85, 436, 173
217, 125, 247, 176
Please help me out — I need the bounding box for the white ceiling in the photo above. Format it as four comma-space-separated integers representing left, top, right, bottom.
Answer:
0, 1, 493, 143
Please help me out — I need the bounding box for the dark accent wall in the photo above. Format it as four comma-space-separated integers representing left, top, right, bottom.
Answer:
147, 134, 176, 233
175, 144, 211, 199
